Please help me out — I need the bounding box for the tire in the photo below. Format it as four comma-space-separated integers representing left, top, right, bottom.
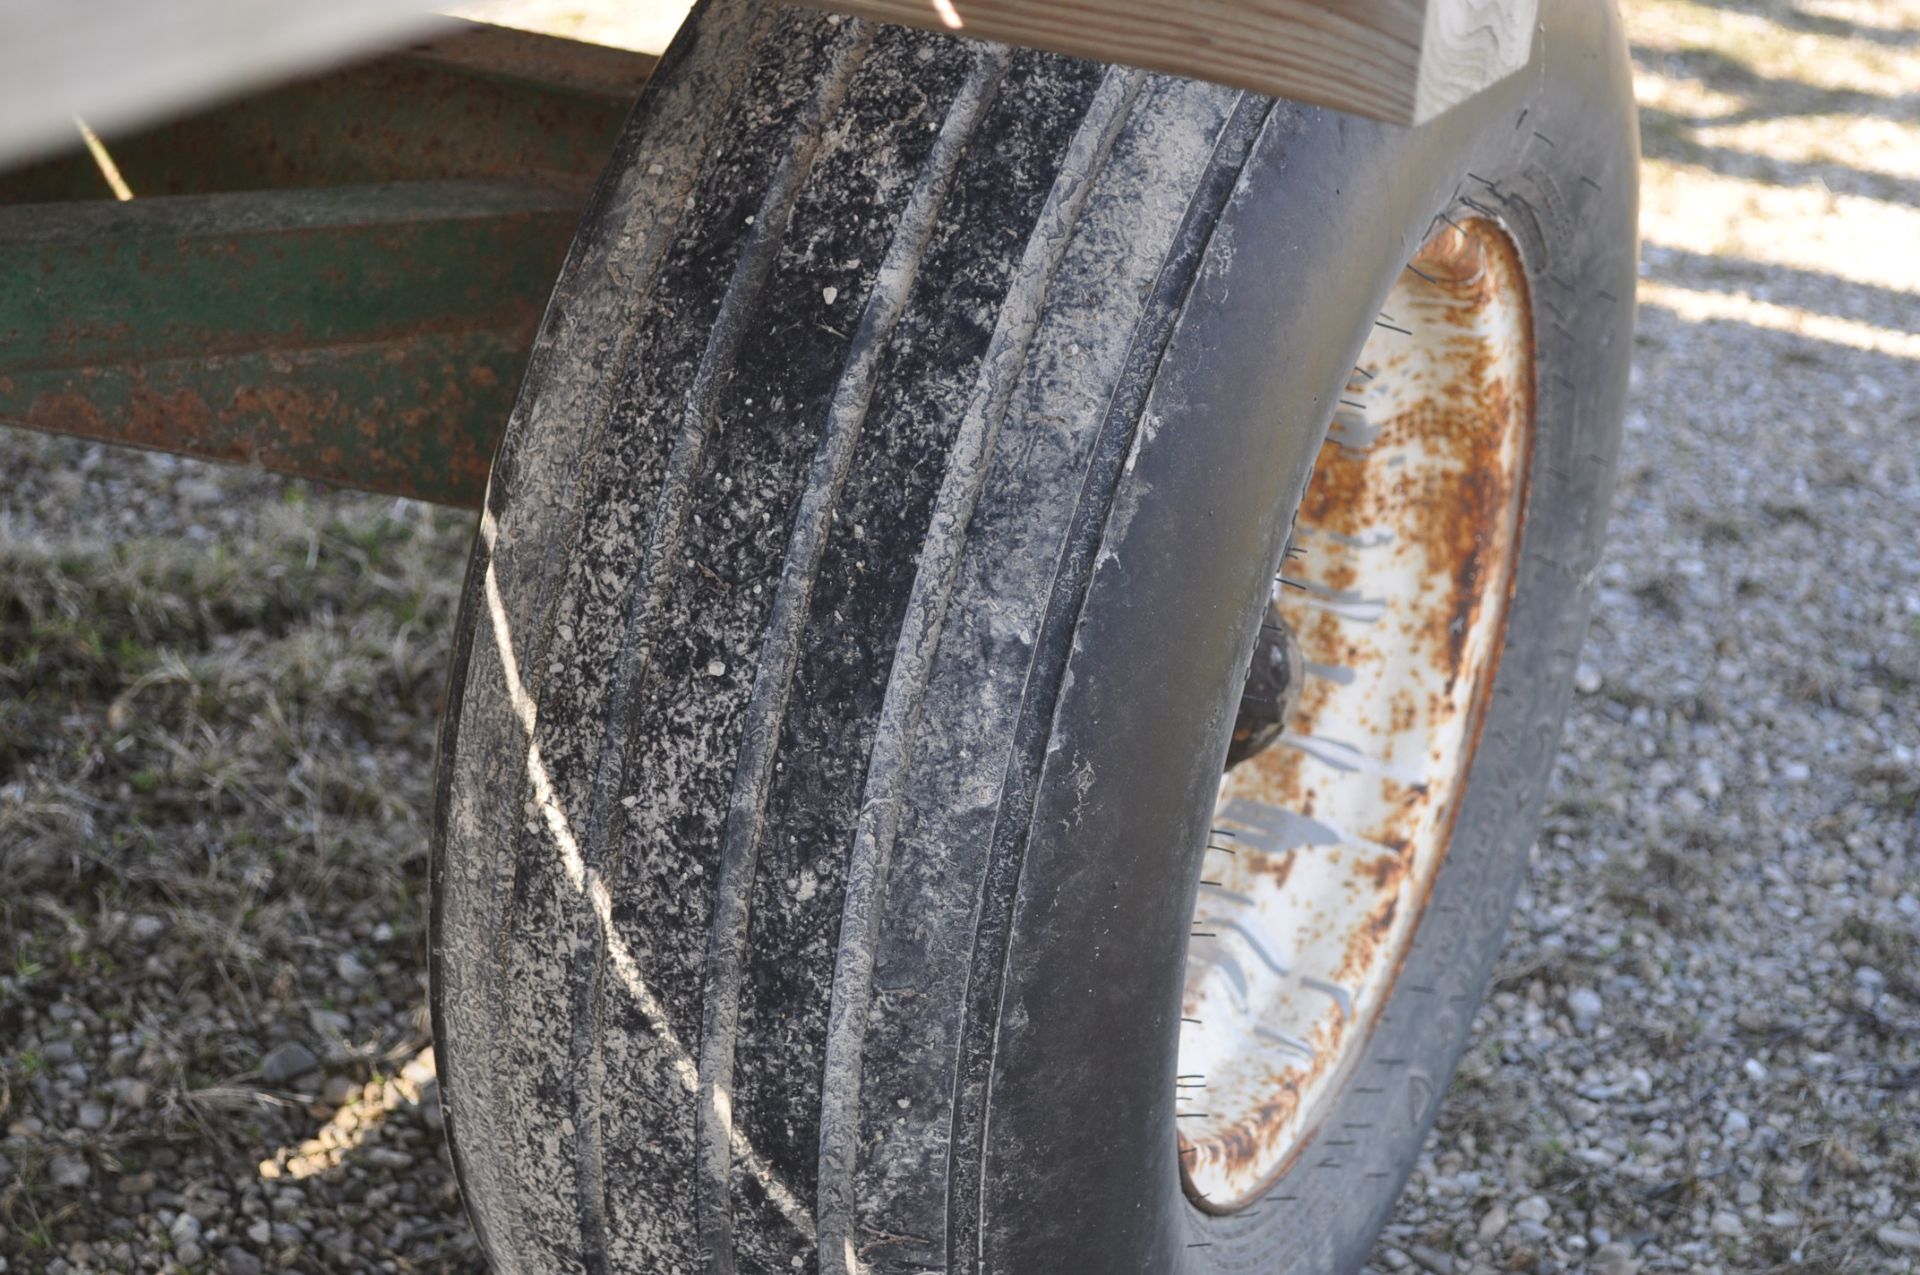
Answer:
429, 0, 1639, 1270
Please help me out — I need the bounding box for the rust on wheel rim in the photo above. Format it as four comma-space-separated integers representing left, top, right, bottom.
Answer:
1178, 216, 1536, 1212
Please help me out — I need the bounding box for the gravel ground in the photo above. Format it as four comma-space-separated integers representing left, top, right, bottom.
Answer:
3, 0, 1917, 1271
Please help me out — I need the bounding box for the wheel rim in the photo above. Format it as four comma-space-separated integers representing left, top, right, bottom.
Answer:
1178, 216, 1535, 1212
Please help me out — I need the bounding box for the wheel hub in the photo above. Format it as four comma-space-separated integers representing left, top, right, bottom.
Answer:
1226, 601, 1303, 770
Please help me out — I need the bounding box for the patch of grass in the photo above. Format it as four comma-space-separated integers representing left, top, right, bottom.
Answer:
1631, 573, 1688, 620
1759, 499, 1821, 527
1869, 652, 1920, 699
1853, 761, 1920, 815
1833, 914, 1919, 976
1782, 665, 1840, 707
0, 467, 473, 1191
1629, 0, 1915, 94
1604, 820, 1724, 935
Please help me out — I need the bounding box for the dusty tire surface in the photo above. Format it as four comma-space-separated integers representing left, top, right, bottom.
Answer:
430, 1, 1639, 1272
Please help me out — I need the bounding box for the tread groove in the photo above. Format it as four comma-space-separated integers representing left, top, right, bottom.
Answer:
559, 22, 879, 1268
813, 64, 1147, 1275
440, 5, 786, 1268
691, 46, 1012, 1274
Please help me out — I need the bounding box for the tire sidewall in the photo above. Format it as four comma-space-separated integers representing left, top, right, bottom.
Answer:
972, 3, 1639, 1270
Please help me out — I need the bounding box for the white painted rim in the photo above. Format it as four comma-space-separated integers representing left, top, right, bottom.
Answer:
1178, 217, 1536, 1211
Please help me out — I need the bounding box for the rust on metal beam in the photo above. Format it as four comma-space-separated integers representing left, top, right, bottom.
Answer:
0, 180, 582, 509
0, 24, 654, 508
0, 23, 653, 203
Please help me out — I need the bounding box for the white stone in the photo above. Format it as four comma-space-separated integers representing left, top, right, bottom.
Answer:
1877, 1226, 1920, 1253
1592, 1241, 1639, 1275
48, 1153, 89, 1188
1567, 987, 1603, 1027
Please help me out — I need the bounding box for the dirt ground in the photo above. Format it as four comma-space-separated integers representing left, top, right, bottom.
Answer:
3, 0, 1917, 1271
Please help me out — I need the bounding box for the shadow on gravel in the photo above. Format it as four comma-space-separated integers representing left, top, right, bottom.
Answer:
1686, 0, 1920, 47
1637, 105, 1920, 207
1632, 42, 1920, 126
1646, 244, 1920, 331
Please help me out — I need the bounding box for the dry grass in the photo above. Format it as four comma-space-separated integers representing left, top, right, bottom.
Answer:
0, 459, 478, 1268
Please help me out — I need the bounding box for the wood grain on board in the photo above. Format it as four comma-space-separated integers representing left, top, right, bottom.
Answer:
793, 0, 1539, 123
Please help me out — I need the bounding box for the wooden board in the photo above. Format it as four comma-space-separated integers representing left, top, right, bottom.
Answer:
792, 0, 1539, 124
0, 0, 1530, 173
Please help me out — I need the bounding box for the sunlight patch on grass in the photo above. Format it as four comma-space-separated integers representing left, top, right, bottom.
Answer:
1634, 65, 1752, 120
259, 1046, 438, 1181
1797, 0, 1920, 33
1684, 114, 1920, 181
1627, 0, 1916, 95
1640, 160, 1920, 295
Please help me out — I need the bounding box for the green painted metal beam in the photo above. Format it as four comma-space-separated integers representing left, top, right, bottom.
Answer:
0, 24, 652, 508
0, 178, 585, 508
0, 25, 649, 205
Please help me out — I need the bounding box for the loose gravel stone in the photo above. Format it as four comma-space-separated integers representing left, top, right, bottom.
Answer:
47, 1154, 90, 1189
333, 952, 371, 985
1513, 1195, 1551, 1225
259, 1042, 319, 1085
108, 1077, 150, 1109
126, 914, 168, 943
1592, 1241, 1639, 1275
309, 1007, 353, 1036
221, 1246, 264, 1275
1566, 986, 1603, 1031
